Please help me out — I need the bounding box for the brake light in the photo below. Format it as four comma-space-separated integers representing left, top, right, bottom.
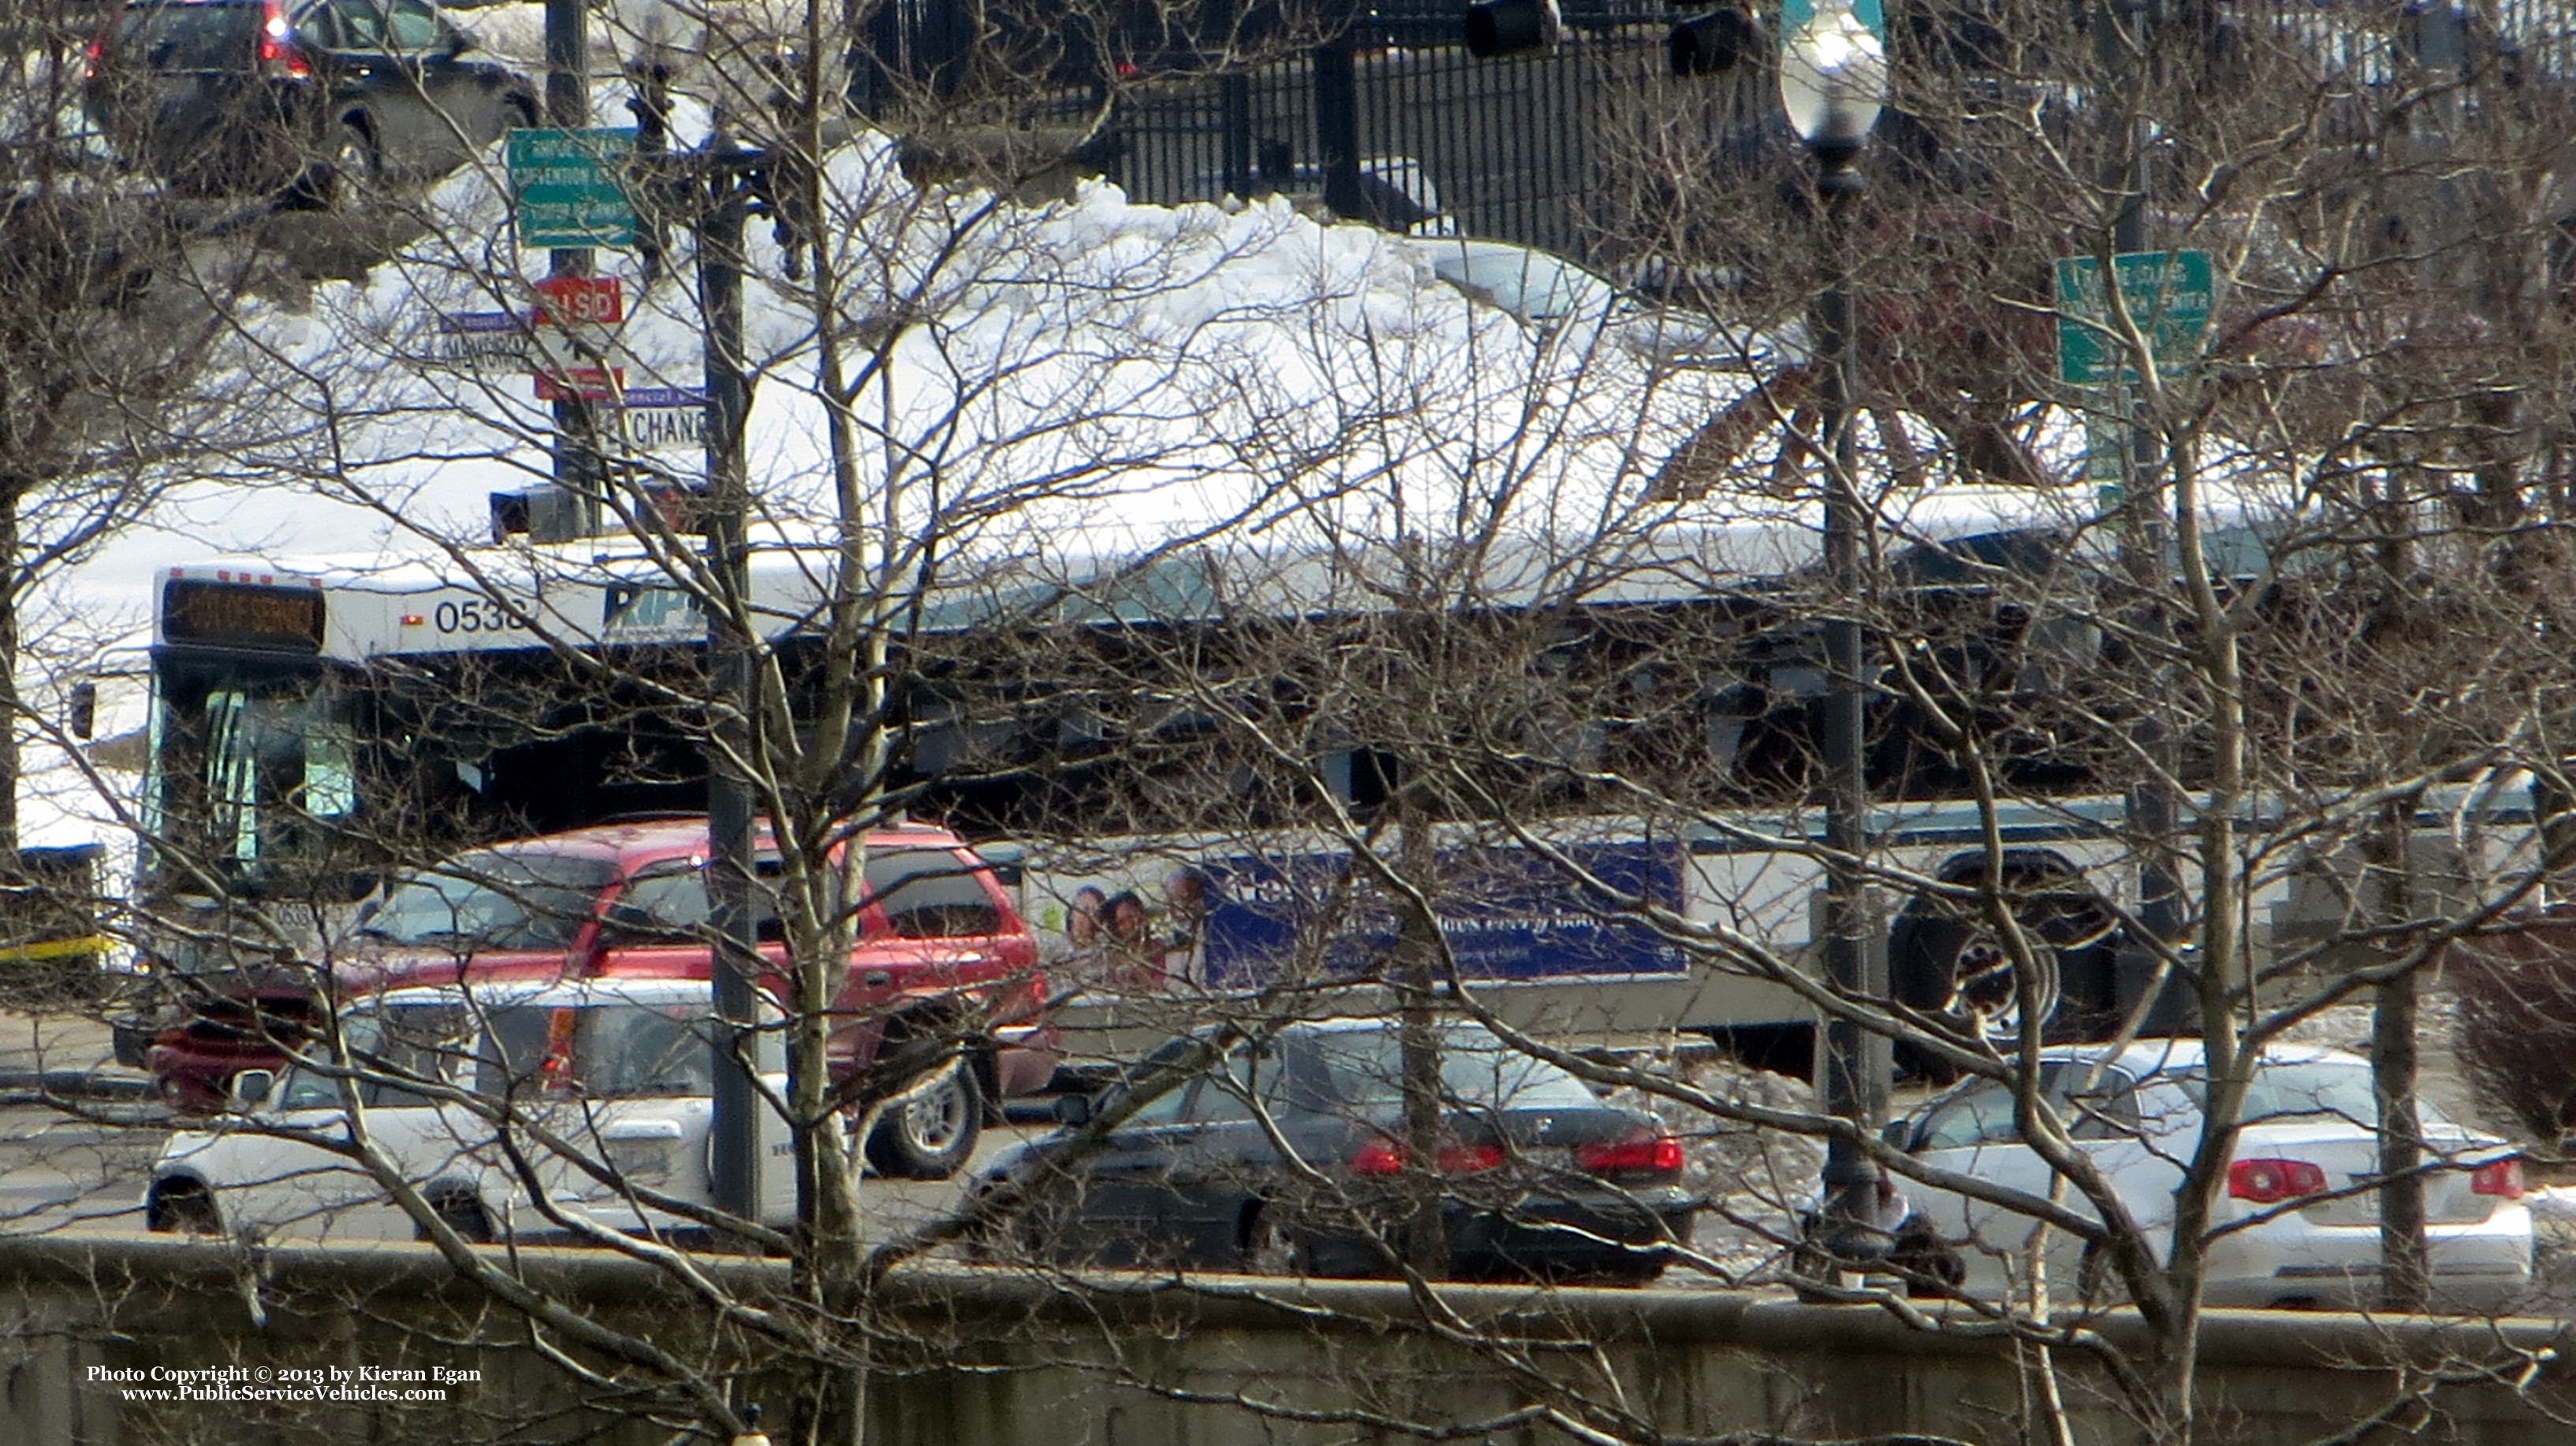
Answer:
82, 35, 101, 80
256, 2, 309, 79
1575, 1131, 1685, 1178
2227, 1157, 2328, 1204
1351, 1139, 1504, 1176
2471, 1157, 2526, 1200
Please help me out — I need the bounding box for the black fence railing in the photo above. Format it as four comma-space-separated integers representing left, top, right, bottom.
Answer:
874, 0, 2576, 264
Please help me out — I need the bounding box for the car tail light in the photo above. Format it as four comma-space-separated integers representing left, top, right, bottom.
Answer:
2471, 1157, 2526, 1200
1575, 1131, 1685, 1180
2227, 1157, 2328, 1204
81, 35, 101, 80
256, 2, 310, 79
1351, 1139, 1504, 1176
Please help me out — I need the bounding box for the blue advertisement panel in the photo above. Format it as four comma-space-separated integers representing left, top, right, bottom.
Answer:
1191, 840, 1687, 989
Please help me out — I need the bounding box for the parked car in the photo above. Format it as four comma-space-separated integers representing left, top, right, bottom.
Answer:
147, 978, 798, 1241
82, 0, 536, 199
145, 816, 1054, 1179
1184, 155, 1455, 235
972, 1016, 1701, 1284
1411, 237, 1761, 371
1870, 1040, 2535, 1311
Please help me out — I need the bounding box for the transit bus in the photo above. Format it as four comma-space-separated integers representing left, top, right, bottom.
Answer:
129, 484, 2488, 1068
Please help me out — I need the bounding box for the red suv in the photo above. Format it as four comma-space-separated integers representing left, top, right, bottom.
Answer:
146, 817, 1054, 1179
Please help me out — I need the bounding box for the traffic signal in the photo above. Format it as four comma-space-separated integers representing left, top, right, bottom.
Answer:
1465, 0, 1560, 58
1668, 6, 1761, 76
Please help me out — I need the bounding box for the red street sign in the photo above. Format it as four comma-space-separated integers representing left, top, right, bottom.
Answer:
532, 275, 624, 326
533, 367, 626, 401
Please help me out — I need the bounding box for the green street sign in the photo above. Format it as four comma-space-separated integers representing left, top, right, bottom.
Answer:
1780, 0, 1884, 39
2056, 249, 2213, 386
508, 128, 638, 249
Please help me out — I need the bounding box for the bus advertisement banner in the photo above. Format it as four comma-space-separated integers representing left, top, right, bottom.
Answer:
1192, 840, 1688, 989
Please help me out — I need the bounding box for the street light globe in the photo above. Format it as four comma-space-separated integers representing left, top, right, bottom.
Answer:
1780, 6, 1887, 153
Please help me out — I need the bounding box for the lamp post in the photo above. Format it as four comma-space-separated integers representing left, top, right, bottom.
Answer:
1782, 2, 1890, 1273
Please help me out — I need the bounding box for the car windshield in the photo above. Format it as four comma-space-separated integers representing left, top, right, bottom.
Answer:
114, 3, 262, 69
479, 1001, 717, 1098
1433, 248, 1616, 323
278, 1003, 472, 1110
363, 849, 617, 951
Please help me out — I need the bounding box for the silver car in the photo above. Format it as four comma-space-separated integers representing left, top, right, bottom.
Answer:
1884, 1039, 2533, 1312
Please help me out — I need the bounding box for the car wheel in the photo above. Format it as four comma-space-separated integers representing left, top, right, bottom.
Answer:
330, 117, 382, 203
1786, 1228, 1840, 1304
422, 1190, 494, 1244
2077, 1243, 2131, 1306
866, 1054, 982, 1180
1240, 1206, 1304, 1276
147, 1181, 220, 1235
1888, 1221, 1965, 1299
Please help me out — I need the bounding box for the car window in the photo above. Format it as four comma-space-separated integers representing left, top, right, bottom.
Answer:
1186, 1045, 1266, 1124
610, 866, 710, 938
1309, 1025, 1601, 1112
363, 849, 616, 950
2175, 1059, 2396, 1128
322, 0, 386, 47
577, 1003, 717, 1097
385, 0, 442, 50
863, 848, 1001, 939
1434, 248, 1615, 323
281, 1004, 471, 1109
1912, 1064, 2142, 1150
115, 3, 262, 69
319, 0, 438, 49
473, 1002, 719, 1098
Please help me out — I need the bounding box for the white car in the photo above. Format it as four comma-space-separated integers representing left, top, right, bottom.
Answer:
144, 978, 796, 1243
1884, 1040, 2534, 1312
1411, 237, 1762, 371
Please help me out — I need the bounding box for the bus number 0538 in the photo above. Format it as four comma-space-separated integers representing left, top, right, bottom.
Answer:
434, 600, 528, 635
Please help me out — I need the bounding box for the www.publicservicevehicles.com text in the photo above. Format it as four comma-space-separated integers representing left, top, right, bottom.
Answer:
89, 1363, 478, 1403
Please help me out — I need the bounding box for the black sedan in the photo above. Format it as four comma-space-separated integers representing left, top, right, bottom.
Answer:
977, 1018, 1701, 1284
83, 0, 536, 199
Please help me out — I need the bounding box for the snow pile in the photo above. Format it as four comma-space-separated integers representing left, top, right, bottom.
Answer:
1601, 1053, 1822, 1282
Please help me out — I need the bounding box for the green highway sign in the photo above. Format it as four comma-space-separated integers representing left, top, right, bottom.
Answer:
508, 128, 638, 249
2055, 249, 2213, 386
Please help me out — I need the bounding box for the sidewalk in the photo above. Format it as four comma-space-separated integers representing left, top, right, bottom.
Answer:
0, 1008, 155, 1101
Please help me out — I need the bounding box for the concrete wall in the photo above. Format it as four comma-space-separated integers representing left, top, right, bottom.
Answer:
0, 1234, 2567, 1446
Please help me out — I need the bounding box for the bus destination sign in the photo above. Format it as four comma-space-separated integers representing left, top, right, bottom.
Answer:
162, 580, 326, 653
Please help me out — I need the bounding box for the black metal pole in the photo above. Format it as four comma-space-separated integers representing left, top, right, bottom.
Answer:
1812, 137, 1888, 1268
542, 0, 598, 540
702, 126, 761, 1230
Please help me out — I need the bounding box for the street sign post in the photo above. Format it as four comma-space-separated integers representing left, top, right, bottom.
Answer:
508, 128, 639, 248
2056, 249, 2213, 386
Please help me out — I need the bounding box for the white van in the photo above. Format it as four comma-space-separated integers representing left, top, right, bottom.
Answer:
144, 978, 798, 1243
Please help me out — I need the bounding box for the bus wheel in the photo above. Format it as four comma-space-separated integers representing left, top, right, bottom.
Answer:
867, 1055, 982, 1180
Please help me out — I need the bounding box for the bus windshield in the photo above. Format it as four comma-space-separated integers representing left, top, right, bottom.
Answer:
147, 658, 358, 894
